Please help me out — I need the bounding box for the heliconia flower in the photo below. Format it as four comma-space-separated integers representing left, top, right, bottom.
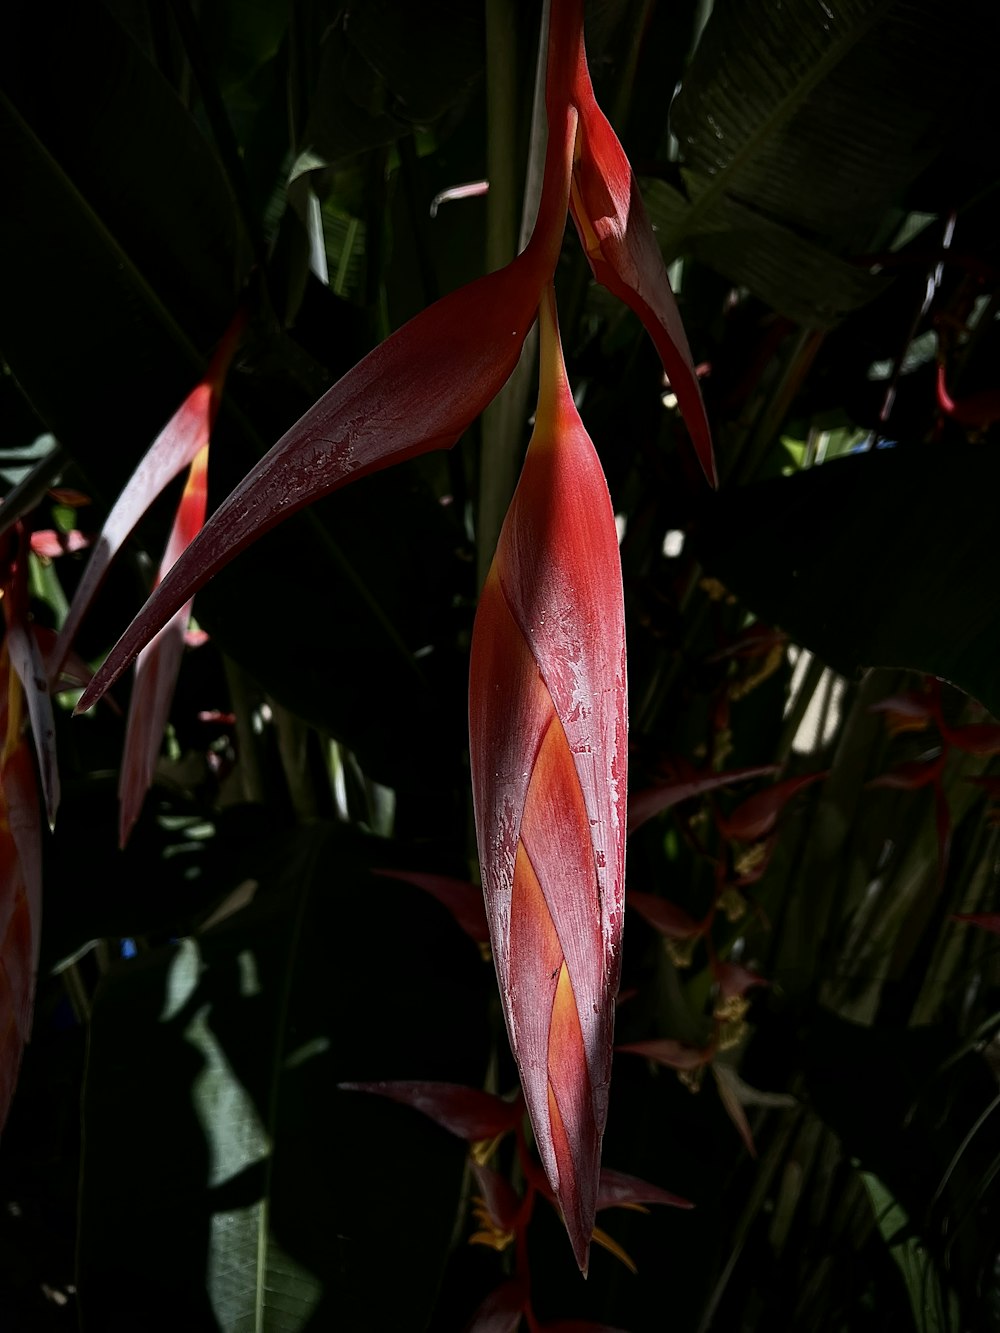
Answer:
469, 285, 627, 1273
561, 8, 715, 488
74, 0, 713, 717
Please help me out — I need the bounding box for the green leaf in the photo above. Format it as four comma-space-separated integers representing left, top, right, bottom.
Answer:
79, 824, 489, 1331
656, 0, 992, 324
862, 1173, 961, 1333
691, 443, 1000, 718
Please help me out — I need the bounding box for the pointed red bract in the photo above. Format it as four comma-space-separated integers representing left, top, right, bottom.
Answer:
714, 961, 768, 1001
628, 762, 777, 833
54, 309, 245, 680
597, 1167, 692, 1212
951, 913, 1000, 935
868, 755, 945, 791
471, 1160, 523, 1234
373, 869, 490, 944
470, 287, 627, 1272
617, 1038, 714, 1072
627, 891, 704, 941
465, 1278, 527, 1333
716, 771, 827, 843
118, 443, 211, 847
337, 1080, 523, 1141
712, 1063, 757, 1158
941, 722, 1000, 757
563, 30, 715, 487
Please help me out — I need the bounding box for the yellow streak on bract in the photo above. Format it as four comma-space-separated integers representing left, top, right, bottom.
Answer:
548, 961, 584, 1084
470, 1134, 504, 1167
546, 1079, 572, 1190
591, 1224, 638, 1274
469, 1199, 515, 1252
569, 174, 602, 262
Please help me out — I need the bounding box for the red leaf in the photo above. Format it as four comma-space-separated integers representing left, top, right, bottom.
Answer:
868, 755, 945, 791
869, 693, 936, 722
373, 869, 489, 944
627, 891, 703, 941
706, 624, 787, 662
951, 913, 1000, 935
597, 1166, 692, 1211
0, 735, 42, 1132
566, 39, 715, 487
54, 309, 245, 680
471, 1160, 523, 1233
118, 443, 210, 847
464, 1278, 527, 1333
470, 287, 626, 1272
716, 771, 827, 843
3, 531, 59, 827
712, 1063, 757, 1158
628, 761, 777, 833
337, 1080, 523, 1141
714, 961, 768, 1000
941, 722, 1000, 757
617, 1039, 714, 1072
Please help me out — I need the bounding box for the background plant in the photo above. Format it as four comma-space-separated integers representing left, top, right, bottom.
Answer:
1, 1, 1000, 1330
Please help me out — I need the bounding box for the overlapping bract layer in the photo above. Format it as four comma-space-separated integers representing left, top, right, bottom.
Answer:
470, 288, 626, 1270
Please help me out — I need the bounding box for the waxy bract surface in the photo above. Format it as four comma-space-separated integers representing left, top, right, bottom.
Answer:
470, 289, 626, 1271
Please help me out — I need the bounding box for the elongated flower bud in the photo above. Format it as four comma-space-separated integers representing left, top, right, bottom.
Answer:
470, 285, 626, 1271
